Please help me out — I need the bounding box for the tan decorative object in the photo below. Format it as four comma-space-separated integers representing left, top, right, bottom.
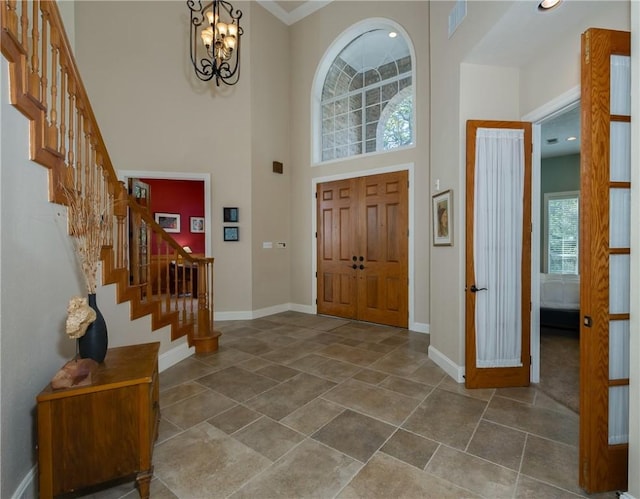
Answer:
65, 296, 96, 339
50, 358, 98, 389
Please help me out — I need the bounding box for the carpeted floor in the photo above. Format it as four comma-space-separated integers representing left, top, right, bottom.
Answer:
538, 327, 580, 414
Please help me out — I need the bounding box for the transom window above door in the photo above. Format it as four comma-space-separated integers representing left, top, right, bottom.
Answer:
313, 21, 415, 164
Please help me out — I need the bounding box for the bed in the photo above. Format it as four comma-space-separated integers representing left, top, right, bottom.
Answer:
540, 273, 580, 330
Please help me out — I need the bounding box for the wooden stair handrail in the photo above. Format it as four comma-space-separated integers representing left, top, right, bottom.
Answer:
1, 0, 220, 352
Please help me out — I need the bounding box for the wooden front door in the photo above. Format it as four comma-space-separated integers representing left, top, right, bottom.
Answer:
465, 121, 532, 388
579, 27, 630, 493
317, 171, 408, 328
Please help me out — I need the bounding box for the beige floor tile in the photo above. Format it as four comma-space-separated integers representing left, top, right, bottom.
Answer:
378, 375, 434, 399
195, 347, 256, 370
337, 452, 481, 499
369, 349, 429, 377
223, 336, 274, 356
260, 340, 325, 364
380, 429, 439, 469
288, 355, 361, 383
404, 359, 448, 385
245, 372, 336, 420
437, 375, 495, 401
237, 356, 274, 372
196, 366, 279, 402
161, 390, 237, 429
231, 438, 361, 499
466, 419, 527, 470
280, 398, 345, 435
352, 368, 389, 385
312, 409, 396, 462
495, 385, 538, 404
322, 378, 420, 425
157, 417, 183, 444
403, 388, 487, 449
159, 380, 206, 407
484, 395, 579, 445
425, 445, 518, 498
520, 434, 582, 494
207, 404, 262, 434
254, 363, 300, 382
159, 357, 216, 390
154, 422, 271, 498
515, 475, 585, 498
317, 343, 386, 366
233, 416, 305, 461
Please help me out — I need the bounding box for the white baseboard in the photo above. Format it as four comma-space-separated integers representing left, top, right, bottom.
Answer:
11, 465, 36, 499
250, 303, 292, 319
289, 303, 315, 314
410, 321, 429, 334
620, 493, 637, 499
158, 341, 194, 373
428, 345, 465, 383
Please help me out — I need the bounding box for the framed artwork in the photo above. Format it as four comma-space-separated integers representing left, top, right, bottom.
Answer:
154, 212, 181, 233
432, 190, 453, 246
223, 226, 239, 242
190, 216, 205, 233
223, 207, 239, 223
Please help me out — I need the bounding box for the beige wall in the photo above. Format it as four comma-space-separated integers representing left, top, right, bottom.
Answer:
1, 59, 79, 497
74, 1, 255, 313
250, 4, 292, 311
289, 1, 431, 328
428, 0, 631, 377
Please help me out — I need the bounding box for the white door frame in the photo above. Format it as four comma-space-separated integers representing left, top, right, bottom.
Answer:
117, 170, 212, 257
522, 86, 580, 383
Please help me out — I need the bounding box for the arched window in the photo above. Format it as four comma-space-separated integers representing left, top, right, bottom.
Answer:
314, 21, 415, 164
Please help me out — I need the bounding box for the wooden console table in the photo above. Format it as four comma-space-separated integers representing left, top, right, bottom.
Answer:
36, 342, 160, 498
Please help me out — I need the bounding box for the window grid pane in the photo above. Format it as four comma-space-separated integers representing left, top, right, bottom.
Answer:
319, 29, 413, 162
547, 195, 579, 274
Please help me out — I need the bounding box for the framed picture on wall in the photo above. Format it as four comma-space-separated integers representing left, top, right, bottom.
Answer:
223, 207, 239, 223
190, 217, 205, 233
154, 212, 181, 233
432, 190, 453, 246
223, 226, 239, 242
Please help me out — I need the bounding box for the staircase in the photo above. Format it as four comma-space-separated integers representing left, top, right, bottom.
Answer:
0, 0, 220, 354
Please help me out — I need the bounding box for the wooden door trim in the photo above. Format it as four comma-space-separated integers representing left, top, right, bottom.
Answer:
465, 120, 532, 388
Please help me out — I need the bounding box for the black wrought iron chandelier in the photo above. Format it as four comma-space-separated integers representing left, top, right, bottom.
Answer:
187, 0, 243, 86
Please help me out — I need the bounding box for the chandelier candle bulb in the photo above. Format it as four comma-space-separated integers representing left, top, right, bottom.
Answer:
188, 0, 244, 86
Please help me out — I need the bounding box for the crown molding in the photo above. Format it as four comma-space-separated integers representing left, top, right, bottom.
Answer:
256, 0, 332, 26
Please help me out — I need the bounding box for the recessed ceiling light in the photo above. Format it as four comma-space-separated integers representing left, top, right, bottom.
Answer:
388, 31, 397, 38
566, 136, 577, 141
538, 0, 562, 11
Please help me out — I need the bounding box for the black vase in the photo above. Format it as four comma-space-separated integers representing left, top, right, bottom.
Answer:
78, 293, 108, 363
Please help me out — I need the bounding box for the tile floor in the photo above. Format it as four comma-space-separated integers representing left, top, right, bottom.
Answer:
85, 312, 619, 499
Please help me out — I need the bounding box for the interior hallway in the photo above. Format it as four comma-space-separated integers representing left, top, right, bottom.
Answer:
84, 312, 615, 499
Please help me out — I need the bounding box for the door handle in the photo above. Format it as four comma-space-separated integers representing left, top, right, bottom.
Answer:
351, 264, 358, 270
359, 264, 365, 270
470, 284, 487, 293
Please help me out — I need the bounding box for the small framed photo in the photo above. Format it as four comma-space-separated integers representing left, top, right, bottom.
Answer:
155, 212, 181, 233
223, 207, 239, 223
432, 190, 453, 246
223, 226, 239, 242
190, 216, 205, 233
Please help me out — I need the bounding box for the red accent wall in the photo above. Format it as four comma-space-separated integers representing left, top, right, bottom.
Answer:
141, 178, 205, 254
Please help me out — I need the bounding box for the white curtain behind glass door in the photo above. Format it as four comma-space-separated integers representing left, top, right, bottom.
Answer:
474, 128, 525, 368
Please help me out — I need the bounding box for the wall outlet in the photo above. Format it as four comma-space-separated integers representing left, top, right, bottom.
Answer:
263, 241, 273, 249
276, 242, 286, 249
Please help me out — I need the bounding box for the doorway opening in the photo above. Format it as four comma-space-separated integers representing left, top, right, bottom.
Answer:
537, 102, 581, 413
